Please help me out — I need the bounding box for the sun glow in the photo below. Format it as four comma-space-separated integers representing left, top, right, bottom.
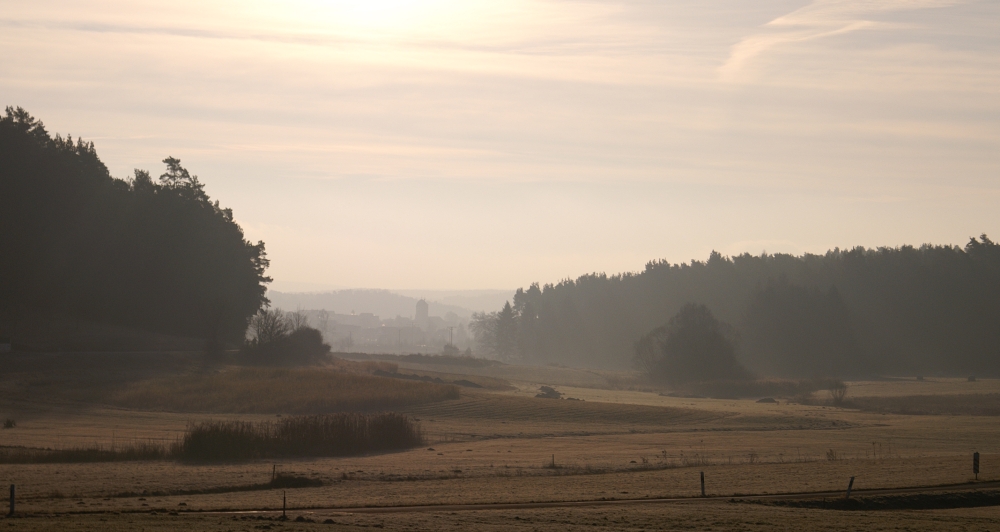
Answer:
297, 0, 471, 35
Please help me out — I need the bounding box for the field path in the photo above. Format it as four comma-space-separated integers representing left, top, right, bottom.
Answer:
200, 480, 1000, 515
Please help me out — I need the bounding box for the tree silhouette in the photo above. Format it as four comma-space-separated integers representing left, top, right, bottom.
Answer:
634, 303, 749, 384
470, 301, 519, 361
0, 107, 271, 348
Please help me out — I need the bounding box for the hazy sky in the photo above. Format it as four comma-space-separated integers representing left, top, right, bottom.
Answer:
3, 0, 999, 291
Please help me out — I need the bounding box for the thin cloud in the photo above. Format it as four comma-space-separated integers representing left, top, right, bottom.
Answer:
720, 0, 964, 81
0, 16, 643, 58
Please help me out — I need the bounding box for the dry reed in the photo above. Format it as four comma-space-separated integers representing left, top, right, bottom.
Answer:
1, 412, 423, 463
177, 413, 423, 462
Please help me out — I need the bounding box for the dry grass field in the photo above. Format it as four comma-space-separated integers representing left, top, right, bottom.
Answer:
2, 353, 1000, 530
5, 500, 998, 532
111, 367, 459, 414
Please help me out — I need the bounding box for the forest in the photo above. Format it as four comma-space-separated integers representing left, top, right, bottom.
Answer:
473, 239, 1000, 378
0, 107, 270, 349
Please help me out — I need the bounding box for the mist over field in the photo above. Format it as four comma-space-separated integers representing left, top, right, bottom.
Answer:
2, 0, 1000, 529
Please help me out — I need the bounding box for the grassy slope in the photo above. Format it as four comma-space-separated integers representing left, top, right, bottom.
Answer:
112, 367, 459, 414
0, 353, 461, 414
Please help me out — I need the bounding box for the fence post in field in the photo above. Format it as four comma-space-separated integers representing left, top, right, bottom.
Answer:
282, 491, 287, 519
974, 452, 980, 481
700, 471, 705, 497
272, 464, 276, 482
845, 476, 855, 500
8, 484, 13, 516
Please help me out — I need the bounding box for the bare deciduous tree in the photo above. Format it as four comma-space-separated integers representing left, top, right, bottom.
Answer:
829, 382, 848, 405
248, 309, 290, 346
287, 309, 309, 331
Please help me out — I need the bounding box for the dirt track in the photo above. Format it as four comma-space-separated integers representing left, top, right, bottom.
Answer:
199, 480, 1000, 515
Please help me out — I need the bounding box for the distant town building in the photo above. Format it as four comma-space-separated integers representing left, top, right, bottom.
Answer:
325, 312, 380, 329
299, 302, 471, 355
415, 299, 429, 330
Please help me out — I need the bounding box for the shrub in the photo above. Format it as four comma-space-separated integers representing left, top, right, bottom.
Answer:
245, 330, 326, 366
247, 309, 291, 346
830, 382, 849, 405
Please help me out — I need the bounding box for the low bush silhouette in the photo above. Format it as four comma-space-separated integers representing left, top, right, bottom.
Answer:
240, 309, 331, 366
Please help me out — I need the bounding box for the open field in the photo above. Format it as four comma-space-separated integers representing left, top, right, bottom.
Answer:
2, 354, 1000, 529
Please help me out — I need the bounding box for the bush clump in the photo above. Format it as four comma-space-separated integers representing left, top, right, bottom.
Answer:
240, 309, 330, 366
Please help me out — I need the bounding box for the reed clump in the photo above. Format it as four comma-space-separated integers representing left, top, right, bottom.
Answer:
1, 413, 423, 464
176, 412, 424, 462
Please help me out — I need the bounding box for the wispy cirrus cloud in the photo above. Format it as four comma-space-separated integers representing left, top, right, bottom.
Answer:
720, 0, 964, 81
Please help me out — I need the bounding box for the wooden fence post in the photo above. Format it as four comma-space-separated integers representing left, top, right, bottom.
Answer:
8, 484, 13, 516
700, 471, 705, 497
845, 477, 855, 500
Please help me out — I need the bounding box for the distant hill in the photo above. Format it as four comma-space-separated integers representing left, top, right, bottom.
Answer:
266, 289, 506, 320
393, 289, 515, 314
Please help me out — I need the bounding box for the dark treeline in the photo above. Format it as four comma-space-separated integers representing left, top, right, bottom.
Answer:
0, 107, 270, 348
474, 239, 1000, 377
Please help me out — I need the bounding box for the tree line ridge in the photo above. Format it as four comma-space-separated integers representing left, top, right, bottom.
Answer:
473, 241, 1000, 378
